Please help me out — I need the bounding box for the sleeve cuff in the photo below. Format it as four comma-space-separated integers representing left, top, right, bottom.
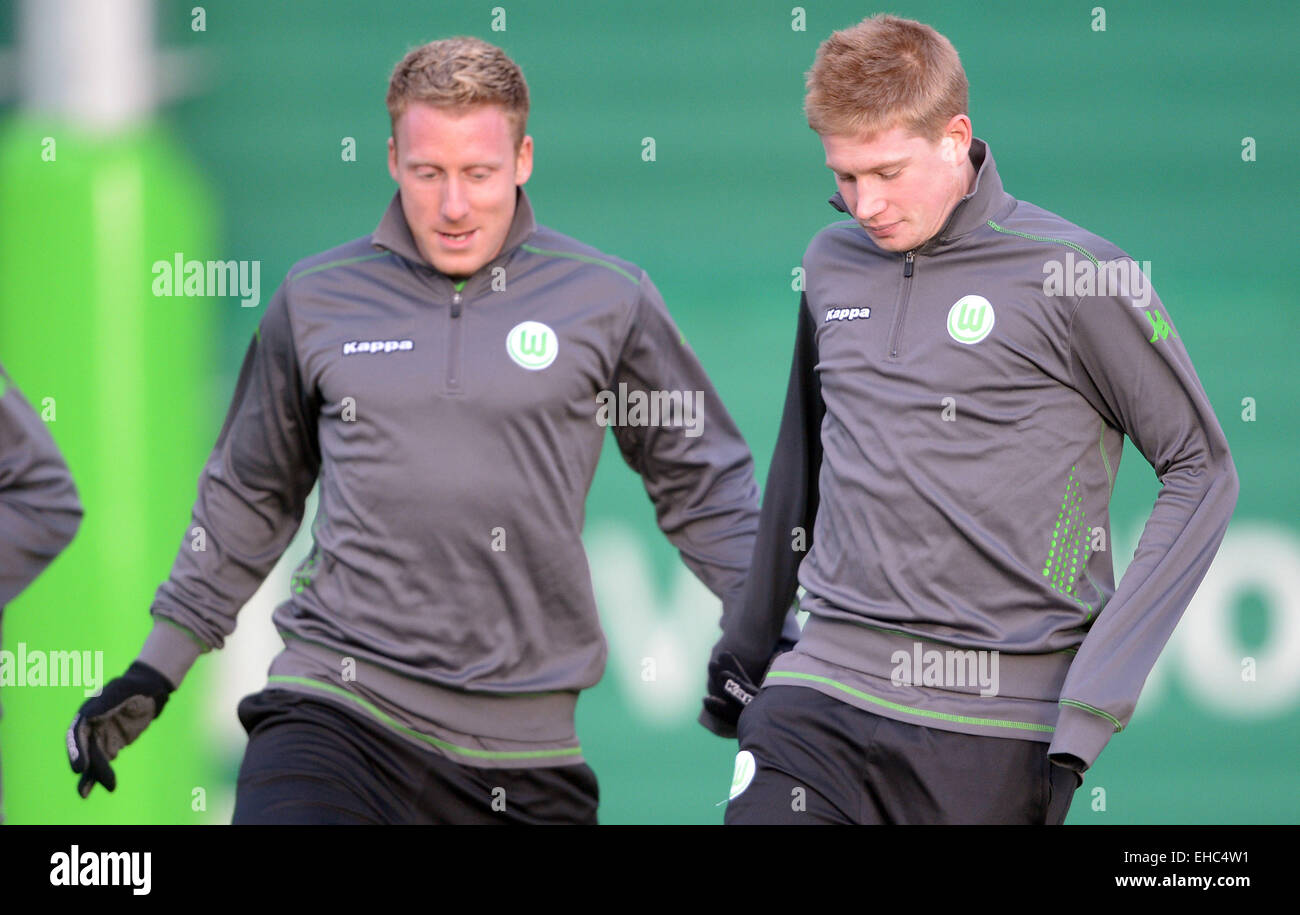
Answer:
136, 617, 206, 690
1047, 701, 1120, 769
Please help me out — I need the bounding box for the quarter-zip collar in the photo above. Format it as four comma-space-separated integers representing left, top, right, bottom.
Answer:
370, 186, 538, 278
827, 137, 1013, 253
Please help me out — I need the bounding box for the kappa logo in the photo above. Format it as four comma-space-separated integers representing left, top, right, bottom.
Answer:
1145, 308, 1172, 343
947, 295, 995, 344
342, 339, 413, 355
724, 677, 754, 705
825, 306, 872, 322
506, 321, 558, 370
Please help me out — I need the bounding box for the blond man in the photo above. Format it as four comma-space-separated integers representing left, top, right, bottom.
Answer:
702, 14, 1237, 824
69, 37, 763, 824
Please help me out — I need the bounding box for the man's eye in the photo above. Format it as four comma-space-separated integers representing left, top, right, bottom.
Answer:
881, 170, 901, 180
469, 172, 490, 180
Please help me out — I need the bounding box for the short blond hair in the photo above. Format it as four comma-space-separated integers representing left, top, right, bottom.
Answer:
804, 14, 968, 141
386, 37, 530, 147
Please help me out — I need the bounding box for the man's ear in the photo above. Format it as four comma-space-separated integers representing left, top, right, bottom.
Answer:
940, 114, 973, 164
515, 135, 534, 186
387, 136, 399, 183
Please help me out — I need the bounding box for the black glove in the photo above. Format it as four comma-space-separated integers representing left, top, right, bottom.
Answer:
67, 661, 174, 798
699, 639, 796, 739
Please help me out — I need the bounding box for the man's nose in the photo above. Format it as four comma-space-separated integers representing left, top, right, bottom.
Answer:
855, 190, 886, 224
441, 178, 470, 222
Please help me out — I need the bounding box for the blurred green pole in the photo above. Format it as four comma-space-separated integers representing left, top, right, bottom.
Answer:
0, 0, 219, 823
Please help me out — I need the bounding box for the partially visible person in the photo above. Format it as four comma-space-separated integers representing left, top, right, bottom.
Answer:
0, 361, 83, 821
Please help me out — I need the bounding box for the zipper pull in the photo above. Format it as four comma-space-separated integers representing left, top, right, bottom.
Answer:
904, 251, 914, 278
451, 290, 463, 318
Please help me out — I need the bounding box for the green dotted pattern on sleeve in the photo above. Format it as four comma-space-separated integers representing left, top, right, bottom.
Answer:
1043, 466, 1093, 612
290, 546, 321, 595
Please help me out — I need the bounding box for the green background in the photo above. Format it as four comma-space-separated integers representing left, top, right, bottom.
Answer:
1, 0, 1295, 823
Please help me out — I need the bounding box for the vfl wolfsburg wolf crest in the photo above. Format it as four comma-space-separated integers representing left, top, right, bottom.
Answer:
506, 321, 558, 370
947, 295, 995, 344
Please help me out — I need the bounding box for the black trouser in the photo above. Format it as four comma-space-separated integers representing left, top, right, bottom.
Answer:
725, 684, 1079, 825
231, 690, 599, 825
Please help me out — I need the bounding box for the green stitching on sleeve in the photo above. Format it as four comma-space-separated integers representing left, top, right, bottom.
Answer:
1059, 698, 1122, 731
520, 243, 641, 285
986, 220, 1100, 266
289, 251, 394, 281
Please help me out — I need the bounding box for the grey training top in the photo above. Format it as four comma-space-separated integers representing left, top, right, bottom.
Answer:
710, 138, 1239, 769
0, 362, 82, 610
0, 359, 82, 820
139, 189, 760, 767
